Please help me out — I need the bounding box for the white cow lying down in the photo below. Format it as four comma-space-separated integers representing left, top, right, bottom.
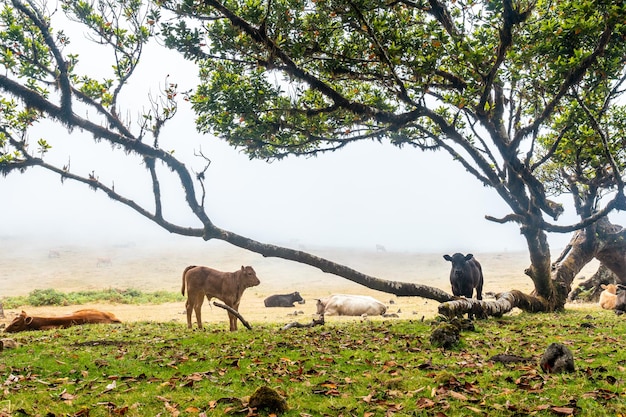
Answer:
316, 294, 387, 316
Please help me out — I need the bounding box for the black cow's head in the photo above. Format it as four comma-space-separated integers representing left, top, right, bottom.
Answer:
443, 253, 474, 278
292, 291, 305, 304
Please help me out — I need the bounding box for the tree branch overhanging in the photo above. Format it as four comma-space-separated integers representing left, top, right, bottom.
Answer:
11, 0, 73, 116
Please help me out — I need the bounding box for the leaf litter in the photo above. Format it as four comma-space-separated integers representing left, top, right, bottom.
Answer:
1, 312, 625, 415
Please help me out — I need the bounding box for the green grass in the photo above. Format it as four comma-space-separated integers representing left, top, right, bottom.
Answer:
1, 309, 625, 416
1, 288, 183, 308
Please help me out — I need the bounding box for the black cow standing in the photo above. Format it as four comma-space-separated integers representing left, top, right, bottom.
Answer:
443, 253, 484, 300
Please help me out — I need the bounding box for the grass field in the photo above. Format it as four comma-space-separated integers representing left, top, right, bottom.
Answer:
1, 307, 625, 416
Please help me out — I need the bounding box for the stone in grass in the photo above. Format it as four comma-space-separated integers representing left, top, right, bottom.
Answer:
430, 323, 460, 349
430, 316, 476, 349
539, 343, 575, 374
248, 386, 288, 414
448, 317, 475, 332
0, 338, 19, 351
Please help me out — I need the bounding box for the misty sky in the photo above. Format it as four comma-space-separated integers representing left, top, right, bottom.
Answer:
2, 11, 626, 254
4, 116, 623, 253
1, 119, 526, 253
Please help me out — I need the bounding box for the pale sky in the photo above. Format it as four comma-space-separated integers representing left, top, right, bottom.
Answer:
2, 9, 625, 255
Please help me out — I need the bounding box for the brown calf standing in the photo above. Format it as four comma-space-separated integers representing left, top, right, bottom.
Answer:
181, 265, 260, 331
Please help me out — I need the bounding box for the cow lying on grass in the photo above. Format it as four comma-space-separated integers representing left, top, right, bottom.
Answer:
5, 309, 121, 333
316, 294, 387, 316
599, 284, 617, 310
182, 265, 261, 331
264, 292, 305, 307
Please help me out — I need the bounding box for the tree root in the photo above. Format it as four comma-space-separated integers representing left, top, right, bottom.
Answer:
438, 290, 548, 318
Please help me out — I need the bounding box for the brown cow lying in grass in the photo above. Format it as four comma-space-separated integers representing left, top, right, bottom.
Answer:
5, 309, 121, 333
182, 265, 261, 331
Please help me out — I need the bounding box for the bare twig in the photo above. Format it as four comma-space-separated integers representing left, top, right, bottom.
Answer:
194, 147, 212, 208
281, 315, 325, 330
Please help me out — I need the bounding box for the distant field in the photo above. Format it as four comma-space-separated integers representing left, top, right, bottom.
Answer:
1, 237, 601, 327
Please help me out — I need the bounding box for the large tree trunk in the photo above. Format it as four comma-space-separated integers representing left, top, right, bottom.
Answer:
521, 225, 559, 306
593, 221, 626, 283
441, 217, 625, 317
568, 263, 617, 302
549, 224, 598, 305
566, 219, 626, 301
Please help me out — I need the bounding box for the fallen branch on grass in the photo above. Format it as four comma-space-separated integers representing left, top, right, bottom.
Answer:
212, 301, 252, 330
281, 315, 325, 330
489, 354, 533, 364
438, 290, 547, 318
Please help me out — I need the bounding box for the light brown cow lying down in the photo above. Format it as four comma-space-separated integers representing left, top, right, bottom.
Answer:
182, 265, 261, 331
5, 309, 121, 333
599, 284, 618, 310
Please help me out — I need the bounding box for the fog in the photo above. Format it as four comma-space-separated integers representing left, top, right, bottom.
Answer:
2, 13, 626, 257
5, 126, 623, 254
0, 130, 512, 251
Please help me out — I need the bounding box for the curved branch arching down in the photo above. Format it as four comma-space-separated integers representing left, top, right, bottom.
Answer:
7, 135, 457, 301
438, 290, 548, 318
0, 49, 456, 304
211, 229, 456, 302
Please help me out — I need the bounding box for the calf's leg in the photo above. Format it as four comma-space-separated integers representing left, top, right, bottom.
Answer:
186, 293, 205, 329
194, 295, 204, 329
227, 311, 237, 331
185, 298, 194, 329
228, 301, 240, 331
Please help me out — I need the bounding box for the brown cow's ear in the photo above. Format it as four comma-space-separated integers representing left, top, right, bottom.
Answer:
241, 266, 245, 271
25, 317, 33, 325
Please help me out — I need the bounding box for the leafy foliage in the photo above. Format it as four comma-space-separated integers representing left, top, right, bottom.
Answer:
1, 310, 625, 415
1, 288, 182, 309
158, 0, 626, 240
160, 0, 626, 164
